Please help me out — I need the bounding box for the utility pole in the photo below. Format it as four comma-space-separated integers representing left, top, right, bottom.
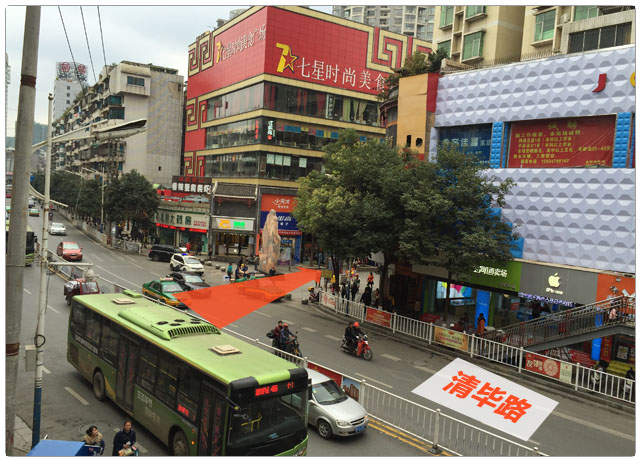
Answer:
32, 94, 52, 447
6, 6, 40, 455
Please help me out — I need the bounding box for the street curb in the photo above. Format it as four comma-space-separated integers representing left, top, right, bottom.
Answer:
309, 301, 635, 416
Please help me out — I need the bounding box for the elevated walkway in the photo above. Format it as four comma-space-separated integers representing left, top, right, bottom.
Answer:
485, 296, 635, 352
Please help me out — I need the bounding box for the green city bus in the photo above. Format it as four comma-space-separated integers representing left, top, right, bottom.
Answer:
5, 221, 35, 266
67, 291, 309, 456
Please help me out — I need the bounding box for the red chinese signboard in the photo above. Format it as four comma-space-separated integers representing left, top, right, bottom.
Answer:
525, 353, 561, 379
261, 194, 296, 213
365, 307, 392, 328
307, 362, 342, 386
508, 116, 616, 168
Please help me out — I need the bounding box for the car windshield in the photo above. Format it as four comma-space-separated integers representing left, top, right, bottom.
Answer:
52, 223, 64, 228
162, 282, 183, 293
184, 256, 200, 264
312, 380, 348, 405
63, 242, 80, 249
182, 274, 204, 283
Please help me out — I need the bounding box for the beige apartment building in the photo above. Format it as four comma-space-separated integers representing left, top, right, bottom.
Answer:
434, 5, 635, 65
520, 6, 634, 55
432, 6, 526, 64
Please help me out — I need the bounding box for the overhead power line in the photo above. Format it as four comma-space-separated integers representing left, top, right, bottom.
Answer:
80, 6, 97, 84
58, 6, 87, 93
97, 6, 107, 68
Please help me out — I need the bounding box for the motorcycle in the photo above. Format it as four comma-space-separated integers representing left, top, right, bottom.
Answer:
283, 332, 302, 357
341, 334, 372, 360
266, 330, 302, 357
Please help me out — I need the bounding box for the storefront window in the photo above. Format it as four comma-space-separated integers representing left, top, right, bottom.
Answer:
205, 118, 262, 149
206, 83, 264, 121
263, 82, 378, 126
204, 152, 322, 181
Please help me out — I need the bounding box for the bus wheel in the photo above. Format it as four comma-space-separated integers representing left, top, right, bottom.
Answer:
171, 429, 188, 456
92, 370, 106, 401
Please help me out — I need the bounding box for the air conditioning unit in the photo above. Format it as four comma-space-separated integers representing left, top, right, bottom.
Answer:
560, 13, 570, 24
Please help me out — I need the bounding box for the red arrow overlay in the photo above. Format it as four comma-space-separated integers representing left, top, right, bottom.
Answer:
173, 267, 322, 328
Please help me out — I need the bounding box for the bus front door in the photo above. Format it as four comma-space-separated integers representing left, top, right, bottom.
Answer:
116, 336, 138, 411
198, 384, 226, 456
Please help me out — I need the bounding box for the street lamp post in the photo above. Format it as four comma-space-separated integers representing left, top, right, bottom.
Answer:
82, 166, 107, 233
32, 94, 52, 447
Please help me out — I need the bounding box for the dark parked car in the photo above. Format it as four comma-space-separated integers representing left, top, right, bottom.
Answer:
148, 244, 183, 262
168, 272, 210, 291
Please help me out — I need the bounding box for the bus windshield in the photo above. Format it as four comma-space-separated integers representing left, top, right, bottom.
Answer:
227, 390, 308, 455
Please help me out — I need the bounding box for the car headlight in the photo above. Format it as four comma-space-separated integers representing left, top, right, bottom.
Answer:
335, 420, 351, 427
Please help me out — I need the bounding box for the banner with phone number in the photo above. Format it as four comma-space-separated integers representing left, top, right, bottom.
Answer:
508, 115, 615, 168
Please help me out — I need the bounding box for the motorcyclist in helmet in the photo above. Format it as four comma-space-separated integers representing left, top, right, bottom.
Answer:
344, 321, 363, 353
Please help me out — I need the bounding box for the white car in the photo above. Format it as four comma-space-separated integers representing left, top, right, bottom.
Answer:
169, 254, 204, 275
48, 222, 67, 235
307, 369, 369, 439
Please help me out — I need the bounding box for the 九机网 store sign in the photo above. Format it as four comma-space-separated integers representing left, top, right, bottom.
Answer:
508, 115, 616, 168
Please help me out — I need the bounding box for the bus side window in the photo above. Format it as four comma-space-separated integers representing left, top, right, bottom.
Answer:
71, 303, 86, 337
137, 344, 158, 393
177, 366, 201, 423
86, 309, 102, 348
155, 353, 178, 408
100, 322, 119, 366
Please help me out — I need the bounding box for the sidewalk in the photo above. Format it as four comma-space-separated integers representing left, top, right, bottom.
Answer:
12, 415, 32, 455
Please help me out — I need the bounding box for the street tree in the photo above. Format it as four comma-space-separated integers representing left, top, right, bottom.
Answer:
104, 170, 159, 237
398, 143, 517, 320
293, 130, 415, 293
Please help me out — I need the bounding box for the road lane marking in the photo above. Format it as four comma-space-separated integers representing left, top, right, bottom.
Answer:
382, 353, 402, 361
42, 366, 51, 374
24, 288, 32, 295
95, 265, 139, 290
47, 305, 60, 314
124, 256, 143, 269
64, 386, 89, 406
414, 366, 436, 374
528, 439, 540, 446
150, 272, 162, 277
368, 419, 435, 454
355, 373, 393, 389
325, 335, 342, 341
255, 311, 272, 318
301, 327, 317, 333
551, 410, 635, 441
91, 253, 105, 263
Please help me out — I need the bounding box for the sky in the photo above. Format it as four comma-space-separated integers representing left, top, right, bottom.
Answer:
4, 3, 334, 137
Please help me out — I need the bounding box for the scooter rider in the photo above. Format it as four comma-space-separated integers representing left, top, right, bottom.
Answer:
271, 320, 284, 349
344, 321, 363, 353
279, 323, 296, 352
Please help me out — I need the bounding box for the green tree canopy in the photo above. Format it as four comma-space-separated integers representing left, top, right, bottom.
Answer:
378, 48, 448, 101
398, 143, 517, 318
293, 130, 417, 290
104, 170, 159, 232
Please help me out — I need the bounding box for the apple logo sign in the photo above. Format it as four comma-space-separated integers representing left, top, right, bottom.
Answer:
548, 273, 561, 288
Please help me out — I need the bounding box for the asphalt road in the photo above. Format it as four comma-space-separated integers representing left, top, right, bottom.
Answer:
13, 212, 432, 456
13, 211, 636, 456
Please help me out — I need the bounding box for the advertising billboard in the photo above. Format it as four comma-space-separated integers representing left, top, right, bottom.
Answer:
433, 327, 469, 352
439, 124, 492, 167
508, 116, 616, 168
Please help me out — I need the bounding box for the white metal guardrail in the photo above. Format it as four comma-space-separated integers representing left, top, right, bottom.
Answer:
318, 290, 636, 405
223, 329, 545, 456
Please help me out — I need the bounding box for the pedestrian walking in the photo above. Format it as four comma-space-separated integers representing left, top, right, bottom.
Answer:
112, 419, 137, 456
351, 278, 359, 301
367, 271, 374, 289
84, 425, 105, 456
360, 286, 372, 307
372, 288, 380, 308
476, 313, 486, 336
226, 262, 233, 282
341, 283, 347, 299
